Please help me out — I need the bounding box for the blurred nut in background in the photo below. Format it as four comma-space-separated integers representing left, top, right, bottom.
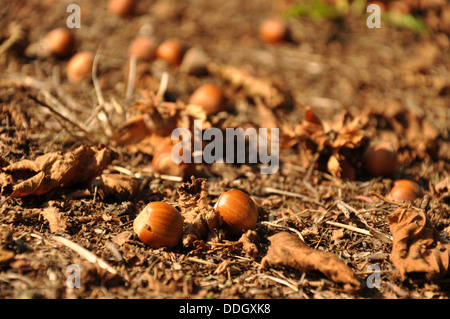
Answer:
67, 51, 94, 83
44, 28, 74, 58
128, 36, 157, 61
156, 38, 184, 65
259, 18, 289, 44
362, 142, 398, 177
188, 84, 226, 115
108, 0, 135, 18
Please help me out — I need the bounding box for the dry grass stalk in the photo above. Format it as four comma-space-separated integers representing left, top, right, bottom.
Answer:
53, 236, 117, 275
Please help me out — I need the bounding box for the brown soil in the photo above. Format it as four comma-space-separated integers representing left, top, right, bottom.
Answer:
0, 0, 449, 300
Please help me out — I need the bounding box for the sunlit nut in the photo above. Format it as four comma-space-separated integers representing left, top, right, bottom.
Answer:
67, 51, 94, 83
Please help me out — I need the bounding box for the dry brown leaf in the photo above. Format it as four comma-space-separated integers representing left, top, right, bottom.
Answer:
327, 153, 356, 180
260, 231, 361, 290
0, 249, 14, 263
112, 231, 133, 246
114, 95, 212, 156
207, 62, 286, 108
1, 145, 118, 198
41, 207, 68, 233
296, 107, 366, 150
238, 230, 259, 258
255, 101, 298, 149
435, 177, 449, 194
88, 173, 140, 201
362, 100, 441, 160
387, 206, 450, 281
295, 107, 366, 177
177, 177, 222, 247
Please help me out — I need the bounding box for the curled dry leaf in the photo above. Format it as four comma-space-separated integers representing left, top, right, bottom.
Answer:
177, 177, 222, 247
296, 107, 366, 150
362, 100, 441, 160
41, 206, 68, 234
88, 173, 140, 201
0, 248, 14, 263
238, 230, 259, 258
387, 206, 450, 281
260, 231, 361, 290
0, 145, 118, 198
207, 62, 287, 109
434, 177, 449, 194
295, 107, 366, 178
114, 92, 211, 156
255, 102, 297, 149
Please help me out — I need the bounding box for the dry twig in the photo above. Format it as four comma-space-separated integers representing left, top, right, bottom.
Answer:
53, 236, 118, 275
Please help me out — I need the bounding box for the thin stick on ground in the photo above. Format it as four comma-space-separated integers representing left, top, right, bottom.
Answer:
325, 220, 372, 236
91, 49, 115, 137
261, 220, 306, 242
262, 187, 324, 207
126, 55, 137, 101
258, 273, 299, 292
52, 236, 118, 275
92, 49, 104, 106
27, 93, 95, 141
156, 71, 169, 99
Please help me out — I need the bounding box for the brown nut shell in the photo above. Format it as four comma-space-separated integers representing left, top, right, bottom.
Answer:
133, 202, 184, 248
389, 179, 422, 201
108, 0, 135, 18
44, 28, 74, 57
189, 84, 226, 115
156, 38, 184, 65
152, 145, 194, 178
259, 18, 288, 44
67, 51, 94, 83
362, 142, 398, 177
214, 189, 258, 236
128, 36, 157, 61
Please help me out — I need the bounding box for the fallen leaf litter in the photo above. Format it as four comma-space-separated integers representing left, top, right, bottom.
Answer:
0, 0, 449, 300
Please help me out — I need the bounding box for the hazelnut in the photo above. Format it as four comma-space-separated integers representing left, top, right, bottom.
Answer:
108, 0, 135, 18
389, 179, 423, 201
188, 84, 226, 115
133, 202, 184, 248
259, 18, 289, 44
214, 189, 258, 236
156, 38, 184, 65
44, 28, 74, 58
152, 145, 194, 178
128, 36, 157, 61
362, 142, 398, 177
67, 51, 94, 83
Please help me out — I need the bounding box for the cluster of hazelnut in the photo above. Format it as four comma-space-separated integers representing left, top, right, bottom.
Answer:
43, 0, 291, 85
133, 189, 258, 249
43, 0, 188, 84
146, 141, 423, 250
43, 0, 423, 250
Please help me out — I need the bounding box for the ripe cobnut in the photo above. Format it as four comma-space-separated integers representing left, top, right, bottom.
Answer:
133, 202, 184, 248
108, 0, 135, 18
389, 179, 422, 201
259, 18, 289, 44
128, 36, 157, 61
67, 51, 94, 83
362, 142, 398, 177
188, 84, 226, 115
214, 189, 258, 236
44, 28, 74, 58
156, 38, 184, 65
152, 145, 194, 178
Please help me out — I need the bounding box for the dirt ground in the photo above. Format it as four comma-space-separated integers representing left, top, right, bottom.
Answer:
0, 0, 449, 300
